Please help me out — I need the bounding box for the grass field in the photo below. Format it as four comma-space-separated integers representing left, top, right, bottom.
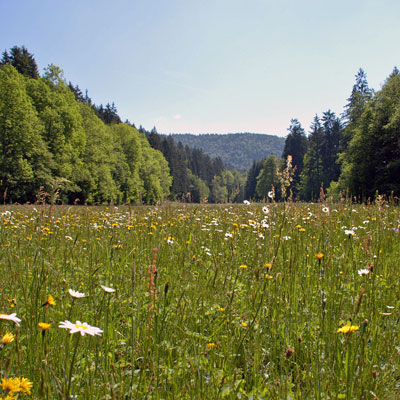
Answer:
1, 201, 400, 399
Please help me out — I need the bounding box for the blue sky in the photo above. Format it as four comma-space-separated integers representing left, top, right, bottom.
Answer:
1, 0, 399, 136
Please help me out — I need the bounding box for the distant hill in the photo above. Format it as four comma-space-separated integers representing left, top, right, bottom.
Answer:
168, 133, 285, 171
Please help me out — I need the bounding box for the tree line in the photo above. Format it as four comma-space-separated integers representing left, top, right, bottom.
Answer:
0, 46, 171, 204
244, 67, 400, 202
0, 45, 246, 204
2, 46, 399, 204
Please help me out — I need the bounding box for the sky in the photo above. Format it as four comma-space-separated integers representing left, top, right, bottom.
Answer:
1, 0, 400, 137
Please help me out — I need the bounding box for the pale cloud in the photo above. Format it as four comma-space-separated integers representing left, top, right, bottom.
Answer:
173, 114, 182, 120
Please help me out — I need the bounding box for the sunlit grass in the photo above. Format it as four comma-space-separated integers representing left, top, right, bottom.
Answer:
1, 201, 400, 399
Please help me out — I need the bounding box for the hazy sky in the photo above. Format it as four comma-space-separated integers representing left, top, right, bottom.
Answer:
1, 0, 399, 136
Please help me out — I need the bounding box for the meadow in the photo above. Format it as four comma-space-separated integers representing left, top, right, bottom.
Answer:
0, 201, 400, 399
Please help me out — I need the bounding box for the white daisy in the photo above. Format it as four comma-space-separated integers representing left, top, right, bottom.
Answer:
357, 269, 370, 276
0, 313, 21, 326
243, 200, 250, 205
101, 285, 116, 293
262, 206, 269, 214
322, 207, 329, 213
59, 320, 103, 336
345, 229, 355, 236
68, 289, 86, 298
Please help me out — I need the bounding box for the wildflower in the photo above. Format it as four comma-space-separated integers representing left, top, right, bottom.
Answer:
285, 348, 294, 358
16, 377, 33, 395
357, 269, 370, 276
337, 323, 359, 333
268, 191, 274, 199
241, 321, 248, 327
265, 274, 273, 279
1, 377, 19, 393
207, 343, 216, 350
38, 322, 51, 331
100, 285, 115, 293
243, 200, 250, 205
0, 313, 21, 326
322, 207, 329, 213
262, 206, 269, 214
7, 297, 16, 308
345, 229, 355, 236
219, 308, 225, 312
239, 264, 248, 269
0, 332, 15, 349
43, 294, 56, 306
315, 253, 324, 260
59, 320, 103, 336
68, 289, 86, 298
265, 263, 272, 269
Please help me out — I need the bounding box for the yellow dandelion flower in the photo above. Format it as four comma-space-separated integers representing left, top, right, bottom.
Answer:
46, 295, 56, 306
264, 263, 272, 269
337, 323, 359, 334
241, 321, 248, 327
219, 308, 225, 312
16, 377, 33, 395
315, 253, 324, 260
239, 264, 248, 269
38, 322, 51, 331
1, 377, 19, 393
1, 332, 15, 345
207, 343, 216, 350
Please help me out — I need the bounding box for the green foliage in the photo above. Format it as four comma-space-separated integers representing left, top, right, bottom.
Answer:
339, 73, 400, 199
0, 59, 171, 205
0, 65, 53, 202
282, 119, 308, 198
1, 45, 39, 79
2, 202, 400, 398
244, 159, 264, 200
300, 113, 343, 201
256, 154, 281, 200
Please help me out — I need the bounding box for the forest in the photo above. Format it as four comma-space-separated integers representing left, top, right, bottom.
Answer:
1, 45, 400, 204
169, 133, 285, 171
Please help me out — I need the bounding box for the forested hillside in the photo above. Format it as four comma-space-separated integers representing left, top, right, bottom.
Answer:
169, 133, 285, 171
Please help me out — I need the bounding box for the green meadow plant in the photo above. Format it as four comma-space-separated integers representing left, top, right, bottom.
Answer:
0, 201, 400, 398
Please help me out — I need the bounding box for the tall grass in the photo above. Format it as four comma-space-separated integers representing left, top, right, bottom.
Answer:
1, 201, 400, 399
